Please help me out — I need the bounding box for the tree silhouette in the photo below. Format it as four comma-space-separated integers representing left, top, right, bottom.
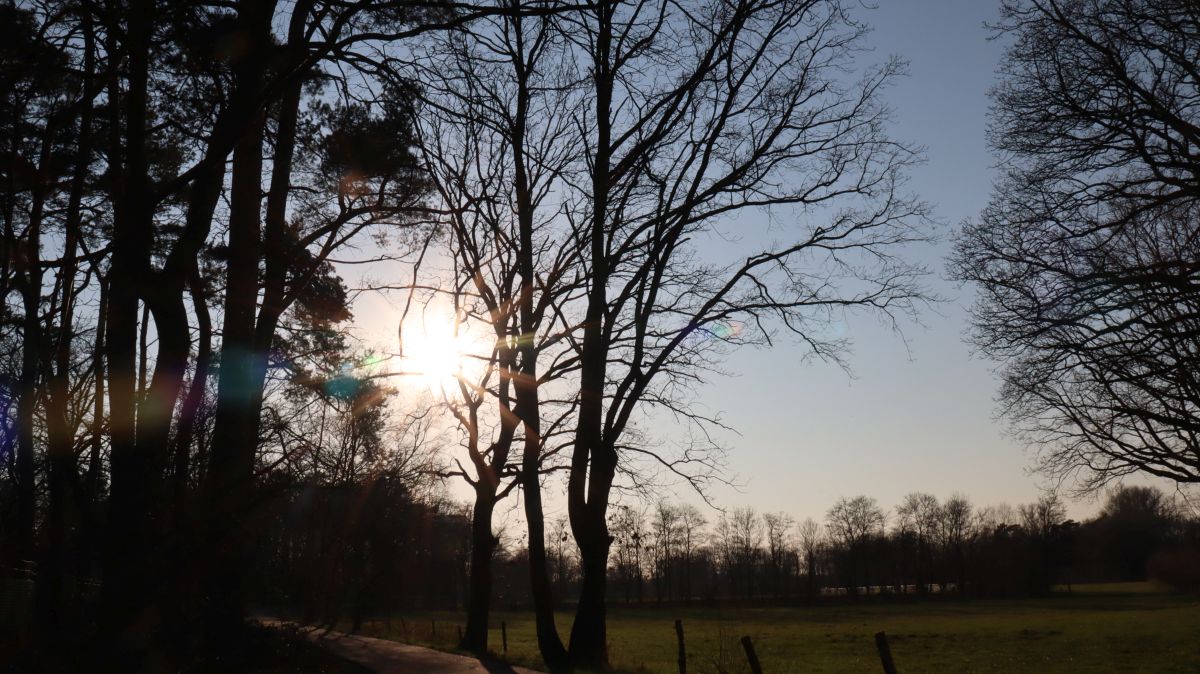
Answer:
402, 4, 585, 657
556, 0, 928, 663
826, 495, 885, 596
953, 0, 1200, 491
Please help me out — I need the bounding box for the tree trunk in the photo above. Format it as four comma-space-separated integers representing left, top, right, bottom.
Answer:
198, 0, 279, 653
38, 16, 94, 633
461, 491, 497, 653
22, 125, 55, 641
201, 111, 268, 655
40, 348, 79, 637
568, 2, 616, 666
512, 316, 568, 665
517, 397, 570, 672
507, 18, 570, 661
83, 278, 105, 578
13, 211, 40, 574
170, 269, 211, 513
570, 523, 612, 669
100, 1, 166, 667
567, 440, 617, 670
14, 127, 52, 575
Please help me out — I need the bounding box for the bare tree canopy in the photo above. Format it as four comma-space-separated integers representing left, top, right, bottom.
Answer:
554, 0, 930, 663
952, 0, 1200, 491
396, 0, 931, 667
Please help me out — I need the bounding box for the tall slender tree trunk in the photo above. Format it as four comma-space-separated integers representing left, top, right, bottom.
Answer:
13, 223, 40, 575
100, 1, 169, 668
41, 301, 79, 638
461, 488, 497, 653
459, 378, 515, 656
161, 269, 212, 657
3, 86, 31, 575
82, 277, 105, 580
202, 106, 268, 656
505, 9, 569, 663
200, 0, 288, 650
568, 2, 616, 667
517, 385, 570, 672
14, 128, 52, 576
170, 270, 211, 514
568, 436, 618, 669
38, 13, 94, 635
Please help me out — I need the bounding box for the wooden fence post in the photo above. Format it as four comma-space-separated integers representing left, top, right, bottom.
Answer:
431, 620, 437, 639
502, 621, 508, 654
457, 625, 463, 643
874, 631, 897, 674
674, 619, 686, 674
740, 635, 764, 674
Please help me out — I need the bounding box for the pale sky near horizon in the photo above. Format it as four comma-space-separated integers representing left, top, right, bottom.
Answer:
348, 0, 1185, 527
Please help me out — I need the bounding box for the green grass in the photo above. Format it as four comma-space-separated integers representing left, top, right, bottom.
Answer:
348, 583, 1200, 673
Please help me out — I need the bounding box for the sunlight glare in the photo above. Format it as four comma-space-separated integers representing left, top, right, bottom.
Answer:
401, 315, 481, 393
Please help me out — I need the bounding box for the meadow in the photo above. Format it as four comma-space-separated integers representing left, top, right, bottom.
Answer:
348, 584, 1200, 673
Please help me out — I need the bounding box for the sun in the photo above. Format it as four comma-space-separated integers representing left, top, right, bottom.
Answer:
400, 314, 484, 393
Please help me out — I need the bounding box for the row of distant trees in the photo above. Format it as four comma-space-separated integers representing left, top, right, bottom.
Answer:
244, 483, 1200, 626
496, 486, 1200, 607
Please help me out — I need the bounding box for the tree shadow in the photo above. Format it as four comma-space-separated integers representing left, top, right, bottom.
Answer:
477, 660, 527, 674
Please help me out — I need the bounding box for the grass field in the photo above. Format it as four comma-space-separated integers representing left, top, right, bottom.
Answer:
347, 583, 1200, 673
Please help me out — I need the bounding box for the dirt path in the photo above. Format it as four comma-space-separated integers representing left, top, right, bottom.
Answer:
266, 621, 544, 674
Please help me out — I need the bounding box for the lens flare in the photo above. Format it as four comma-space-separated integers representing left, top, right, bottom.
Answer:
706, 321, 745, 341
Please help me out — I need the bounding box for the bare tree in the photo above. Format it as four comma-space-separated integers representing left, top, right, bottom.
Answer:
609, 503, 648, 603
403, 4, 585, 658
555, 0, 929, 663
676, 503, 707, 603
549, 515, 577, 600
729, 507, 763, 598
1020, 493, 1067, 540
797, 517, 824, 600
952, 0, 1200, 492
975, 503, 1019, 533
938, 494, 973, 593
826, 495, 885, 595
896, 492, 940, 594
650, 500, 681, 601
763, 511, 796, 597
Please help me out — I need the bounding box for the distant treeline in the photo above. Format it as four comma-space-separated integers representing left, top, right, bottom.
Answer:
548, 488, 1200, 606
250, 484, 1200, 624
